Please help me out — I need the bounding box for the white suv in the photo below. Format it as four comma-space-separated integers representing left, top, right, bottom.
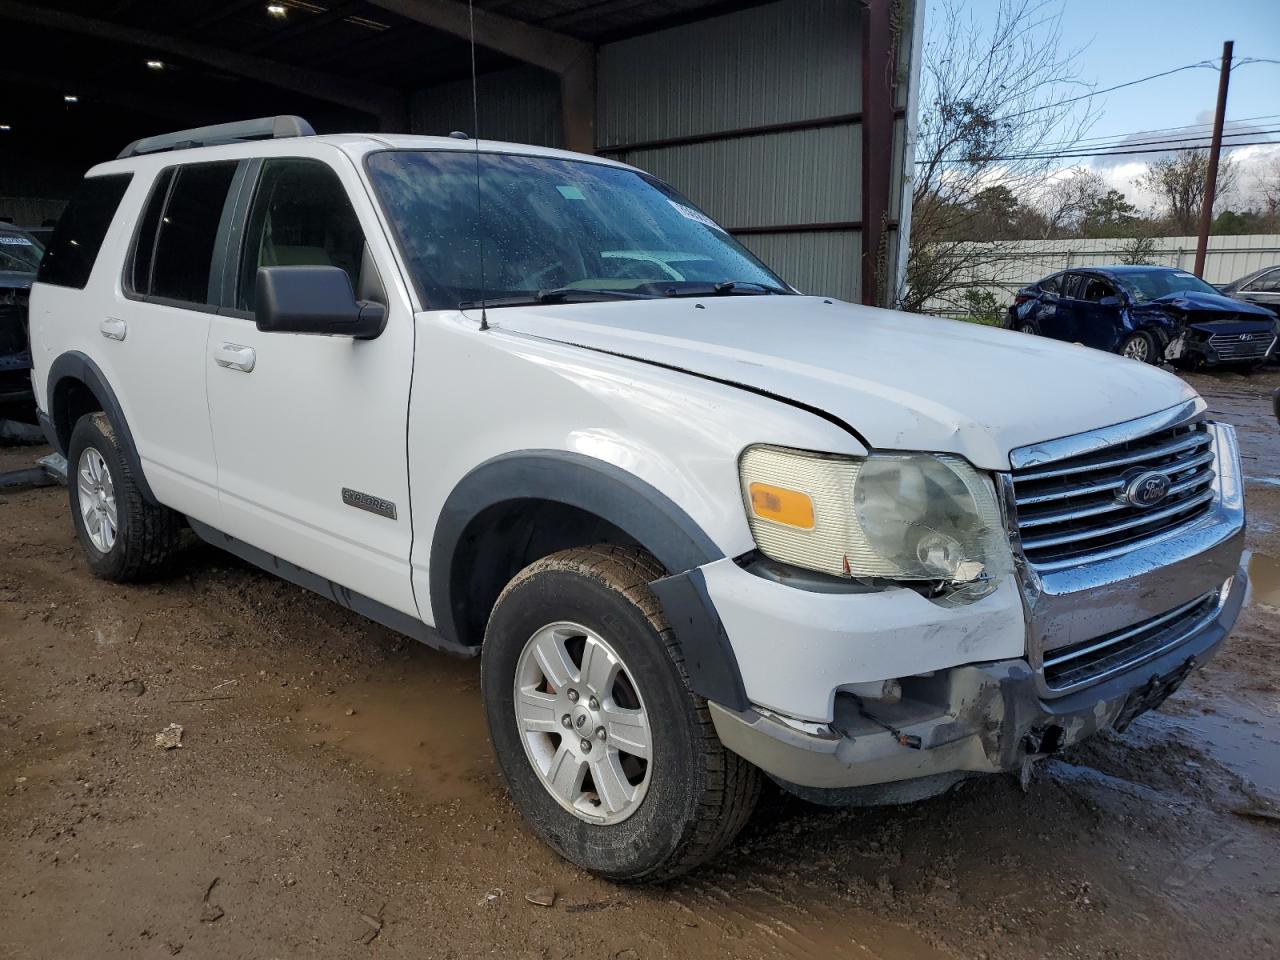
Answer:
29, 117, 1247, 882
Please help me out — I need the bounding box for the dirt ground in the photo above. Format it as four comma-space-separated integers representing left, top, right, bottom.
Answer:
2, 369, 1278, 960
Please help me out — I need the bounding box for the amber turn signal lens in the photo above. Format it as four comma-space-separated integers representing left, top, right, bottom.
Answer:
748, 482, 815, 530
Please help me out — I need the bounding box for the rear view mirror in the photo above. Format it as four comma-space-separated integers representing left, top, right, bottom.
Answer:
255, 265, 387, 339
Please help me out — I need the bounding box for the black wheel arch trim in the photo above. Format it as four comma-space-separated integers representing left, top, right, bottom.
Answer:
46, 350, 158, 504
429, 449, 749, 710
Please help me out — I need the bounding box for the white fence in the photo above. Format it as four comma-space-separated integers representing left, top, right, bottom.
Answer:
925, 234, 1280, 316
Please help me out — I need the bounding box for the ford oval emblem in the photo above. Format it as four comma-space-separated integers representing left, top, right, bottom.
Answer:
1124, 471, 1171, 508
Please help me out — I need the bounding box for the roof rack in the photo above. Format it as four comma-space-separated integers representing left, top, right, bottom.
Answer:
117, 115, 315, 160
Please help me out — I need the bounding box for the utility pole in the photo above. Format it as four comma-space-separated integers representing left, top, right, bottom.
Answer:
1193, 40, 1233, 277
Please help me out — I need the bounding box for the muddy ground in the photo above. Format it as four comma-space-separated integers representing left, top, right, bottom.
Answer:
2, 369, 1278, 960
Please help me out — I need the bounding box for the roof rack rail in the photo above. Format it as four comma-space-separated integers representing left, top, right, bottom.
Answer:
117, 115, 315, 160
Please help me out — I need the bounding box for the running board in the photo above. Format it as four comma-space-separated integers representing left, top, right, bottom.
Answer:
186, 518, 474, 657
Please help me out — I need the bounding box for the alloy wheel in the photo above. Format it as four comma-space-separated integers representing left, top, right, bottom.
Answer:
513, 621, 652, 824
1123, 336, 1150, 361
77, 447, 118, 553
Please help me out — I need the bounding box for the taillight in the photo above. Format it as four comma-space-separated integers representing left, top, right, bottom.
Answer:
1014, 293, 1032, 306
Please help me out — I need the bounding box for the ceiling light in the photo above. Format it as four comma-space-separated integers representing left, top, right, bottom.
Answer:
0, 125, 10, 132
63, 95, 78, 103
146, 59, 165, 70
267, 3, 287, 16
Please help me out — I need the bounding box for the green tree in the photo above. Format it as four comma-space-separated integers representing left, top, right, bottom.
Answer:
1079, 188, 1139, 237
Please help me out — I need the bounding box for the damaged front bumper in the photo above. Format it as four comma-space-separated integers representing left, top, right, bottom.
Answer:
709, 566, 1246, 799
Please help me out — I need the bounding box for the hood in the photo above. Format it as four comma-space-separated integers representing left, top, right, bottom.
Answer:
0, 270, 34, 291
488, 296, 1197, 470
1147, 289, 1274, 318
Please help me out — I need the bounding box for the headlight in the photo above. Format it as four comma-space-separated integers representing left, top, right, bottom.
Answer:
739, 445, 1011, 595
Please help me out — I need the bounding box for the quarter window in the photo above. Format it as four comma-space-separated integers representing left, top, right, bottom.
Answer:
237, 159, 366, 312
1039, 275, 1060, 294
36, 173, 132, 289
148, 161, 239, 305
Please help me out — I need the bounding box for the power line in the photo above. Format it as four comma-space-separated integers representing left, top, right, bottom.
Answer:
1046, 112, 1280, 151
1035, 125, 1280, 157
920, 136, 1280, 164
998, 60, 1219, 121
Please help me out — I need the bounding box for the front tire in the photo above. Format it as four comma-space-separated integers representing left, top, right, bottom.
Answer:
1120, 331, 1156, 363
67, 412, 182, 581
481, 545, 760, 883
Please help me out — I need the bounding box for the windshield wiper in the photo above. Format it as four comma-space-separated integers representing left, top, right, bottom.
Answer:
459, 288, 656, 310
641, 279, 791, 298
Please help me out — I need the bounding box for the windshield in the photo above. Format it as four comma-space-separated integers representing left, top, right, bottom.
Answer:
365, 151, 788, 308
1115, 269, 1221, 303
0, 230, 43, 274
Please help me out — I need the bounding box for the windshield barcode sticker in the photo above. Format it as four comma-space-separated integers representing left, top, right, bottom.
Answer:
0, 236, 33, 245
667, 200, 726, 233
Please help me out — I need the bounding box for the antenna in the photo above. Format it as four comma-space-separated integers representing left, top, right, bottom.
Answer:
466, 0, 489, 331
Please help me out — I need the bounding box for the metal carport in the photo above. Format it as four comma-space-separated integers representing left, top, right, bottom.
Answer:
0, 0, 921, 304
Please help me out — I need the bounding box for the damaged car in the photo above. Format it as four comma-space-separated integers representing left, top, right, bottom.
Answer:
29, 118, 1250, 882
0, 224, 42, 423
1008, 265, 1278, 369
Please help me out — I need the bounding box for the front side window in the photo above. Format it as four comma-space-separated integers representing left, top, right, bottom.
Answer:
1116, 269, 1221, 304
148, 161, 238, 305
1243, 269, 1280, 294
36, 174, 132, 289
365, 150, 787, 308
237, 158, 366, 311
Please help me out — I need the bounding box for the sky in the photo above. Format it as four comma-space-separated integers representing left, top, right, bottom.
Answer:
926, 0, 1280, 211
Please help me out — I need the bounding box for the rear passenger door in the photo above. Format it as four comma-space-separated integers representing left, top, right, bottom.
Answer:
114, 160, 243, 522
204, 152, 418, 617
1040, 273, 1084, 342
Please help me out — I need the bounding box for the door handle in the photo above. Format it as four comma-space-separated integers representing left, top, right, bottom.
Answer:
100, 317, 127, 341
213, 343, 256, 373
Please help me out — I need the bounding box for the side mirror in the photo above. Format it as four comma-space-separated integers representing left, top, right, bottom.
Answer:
1098, 295, 1121, 307
255, 265, 387, 339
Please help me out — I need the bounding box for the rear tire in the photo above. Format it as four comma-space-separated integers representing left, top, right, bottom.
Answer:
1017, 320, 1039, 336
67, 412, 182, 582
481, 545, 760, 883
1120, 331, 1156, 363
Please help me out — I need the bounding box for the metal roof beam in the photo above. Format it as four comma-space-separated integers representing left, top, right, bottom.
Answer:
366, 0, 589, 73
0, 0, 406, 128
366, 0, 595, 152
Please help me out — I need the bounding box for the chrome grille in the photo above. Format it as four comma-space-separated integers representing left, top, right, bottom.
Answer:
1207, 332, 1276, 361
1042, 590, 1219, 691
1011, 422, 1216, 571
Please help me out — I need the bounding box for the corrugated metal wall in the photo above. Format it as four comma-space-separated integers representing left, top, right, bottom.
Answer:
596, 0, 864, 301
411, 64, 562, 148
407, 0, 918, 304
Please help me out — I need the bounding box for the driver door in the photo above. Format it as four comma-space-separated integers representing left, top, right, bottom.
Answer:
204, 151, 418, 616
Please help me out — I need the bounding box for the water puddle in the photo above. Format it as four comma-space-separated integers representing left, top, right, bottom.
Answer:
296, 648, 498, 806
1245, 551, 1280, 608
1163, 697, 1280, 801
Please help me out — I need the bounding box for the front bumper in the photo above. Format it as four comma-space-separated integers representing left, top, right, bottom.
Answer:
710, 566, 1246, 792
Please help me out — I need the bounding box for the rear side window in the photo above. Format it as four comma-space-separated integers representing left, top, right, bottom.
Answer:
36, 173, 132, 289
147, 161, 238, 306
128, 168, 175, 295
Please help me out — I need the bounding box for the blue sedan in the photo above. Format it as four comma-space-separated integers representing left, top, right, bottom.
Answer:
1008, 265, 1279, 368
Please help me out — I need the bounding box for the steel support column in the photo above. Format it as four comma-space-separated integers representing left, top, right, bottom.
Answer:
860, 0, 898, 306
